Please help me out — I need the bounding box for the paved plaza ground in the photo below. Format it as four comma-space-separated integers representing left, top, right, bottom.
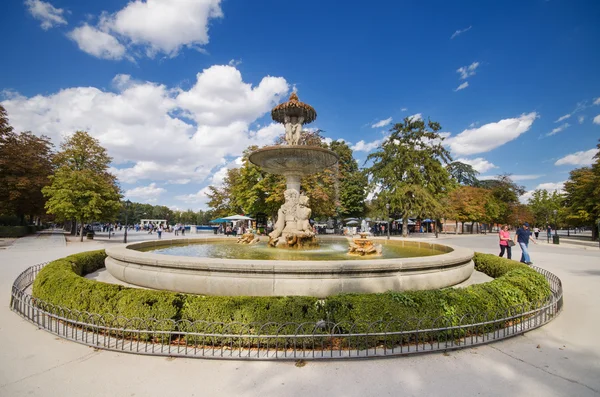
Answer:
1, 230, 599, 397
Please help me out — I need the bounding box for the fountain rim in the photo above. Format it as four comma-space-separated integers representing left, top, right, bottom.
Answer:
106, 237, 473, 274
248, 145, 340, 173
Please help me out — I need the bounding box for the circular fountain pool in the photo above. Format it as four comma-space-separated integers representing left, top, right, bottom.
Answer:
105, 237, 474, 297
141, 238, 441, 261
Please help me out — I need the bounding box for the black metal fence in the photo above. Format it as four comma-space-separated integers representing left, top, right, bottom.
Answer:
10, 263, 563, 360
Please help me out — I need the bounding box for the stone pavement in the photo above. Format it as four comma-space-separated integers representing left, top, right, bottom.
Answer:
1, 230, 599, 397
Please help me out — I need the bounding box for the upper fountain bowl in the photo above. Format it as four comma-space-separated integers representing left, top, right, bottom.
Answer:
249, 145, 339, 176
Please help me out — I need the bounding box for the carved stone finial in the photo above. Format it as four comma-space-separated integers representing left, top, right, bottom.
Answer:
289, 92, 299, 102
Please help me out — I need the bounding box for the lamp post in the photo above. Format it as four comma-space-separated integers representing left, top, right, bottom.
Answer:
386, 203, 390, 240
123, 199, 131, 243
553, 209, 558, 236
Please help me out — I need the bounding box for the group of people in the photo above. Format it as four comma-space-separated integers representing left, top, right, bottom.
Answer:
498, 222, 540, 265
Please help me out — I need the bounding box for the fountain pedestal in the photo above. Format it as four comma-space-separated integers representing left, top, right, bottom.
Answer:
249, 93, 338, 249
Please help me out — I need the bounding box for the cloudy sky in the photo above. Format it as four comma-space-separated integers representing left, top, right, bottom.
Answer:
1, 0, 599, 209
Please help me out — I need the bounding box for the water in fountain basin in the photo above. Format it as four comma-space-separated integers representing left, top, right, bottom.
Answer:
139, 238, 443, 260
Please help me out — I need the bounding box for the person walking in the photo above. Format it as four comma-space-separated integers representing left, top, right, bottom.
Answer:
498, 224, 512, 259
157, 224, 163, 239
514, 222, 537, 265
533, 226, 540, 240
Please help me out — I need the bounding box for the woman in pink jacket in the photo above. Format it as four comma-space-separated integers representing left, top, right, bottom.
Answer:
499, 224, 512, 259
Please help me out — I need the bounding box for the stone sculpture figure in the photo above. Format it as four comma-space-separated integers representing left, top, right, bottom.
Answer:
284, 115, 304, 145
268, 189, 299, 246
296, 194, 315, 237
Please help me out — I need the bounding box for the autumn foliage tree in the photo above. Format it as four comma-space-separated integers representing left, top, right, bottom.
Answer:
0, 105, 54, 225
43, 131, 122, 241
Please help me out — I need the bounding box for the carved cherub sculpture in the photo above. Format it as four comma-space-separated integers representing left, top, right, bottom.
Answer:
284, 115, 304, 145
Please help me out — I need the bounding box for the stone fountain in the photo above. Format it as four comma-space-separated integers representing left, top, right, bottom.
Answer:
104, 91, 475, 297
348, 232, 383, 256
249, 92, 339, 248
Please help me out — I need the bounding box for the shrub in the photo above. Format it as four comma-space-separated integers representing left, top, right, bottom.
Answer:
0, 226, 29, 237
31, 250, 552, 348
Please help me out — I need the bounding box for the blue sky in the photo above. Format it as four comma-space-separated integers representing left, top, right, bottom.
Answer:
1, 0, 599, 209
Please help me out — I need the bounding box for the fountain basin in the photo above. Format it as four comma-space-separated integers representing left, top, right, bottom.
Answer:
248, 146, 339, 176
105, 238, 474, 297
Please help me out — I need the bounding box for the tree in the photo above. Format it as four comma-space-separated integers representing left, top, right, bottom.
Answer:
527, 189, 563, 226
43, 131, 122, 241
330, 140, 368, 217
478, 174, 525, 225
446, 161, 479, 186
0, 104, 13, 138
0, 131, 54, 224
366, 117, 453, 237
447, 186, 495, 233
562, 141, 600, 240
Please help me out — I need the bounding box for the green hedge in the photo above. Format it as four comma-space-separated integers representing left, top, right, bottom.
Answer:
32, 251, 552, 343
0, 226, 29, 237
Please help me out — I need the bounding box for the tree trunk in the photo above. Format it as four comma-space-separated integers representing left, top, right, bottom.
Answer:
471, 221, 475, 234
455, 220, 458, 234
70, 219, 77, 235
79, 219, 85, 242
402, 216, 408, 238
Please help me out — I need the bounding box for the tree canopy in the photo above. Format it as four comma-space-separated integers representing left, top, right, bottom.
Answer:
0, 105, 54, 225
446, 161, 480, 186
365, 117, 453, 236
43, 131, 122, 241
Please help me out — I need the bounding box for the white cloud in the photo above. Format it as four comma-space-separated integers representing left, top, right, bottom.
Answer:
594, 115, 600, 125
554, 148, 598, 166
510, 174, 544, 181
457, 62, 479, 80
455, 157, 497, 173
68, 0, 222, 60
594, 97, 600, 106
408, 113, 422, 122
351, 139, 382, 152
450, 26, 472, 39
1, 65, 289, 188
555, 114, 571, 122
454, 82, 469, 91
400, 107, 408, 112
521, 181, 565, 204
125, 183, 166, 203
546, 122, 570, 137
228, 59, 242, 67
578, 115, 585, 124
177, 65, 288, 126
446, 112, 538, 156
25, 0, 67, 30
68, 24, 127, 60
175, 186, 212, 205
371, 117, 392, 128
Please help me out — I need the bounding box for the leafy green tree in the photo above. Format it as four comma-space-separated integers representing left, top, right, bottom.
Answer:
562, 141, 600, 239
43, 131, 122, 241
527, 189, 563, 226
446, 161, 479, 186
0, 104, 13, 137
478, 174, 525, 225
366, 117, 453, 237
330, 140, 367, 217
